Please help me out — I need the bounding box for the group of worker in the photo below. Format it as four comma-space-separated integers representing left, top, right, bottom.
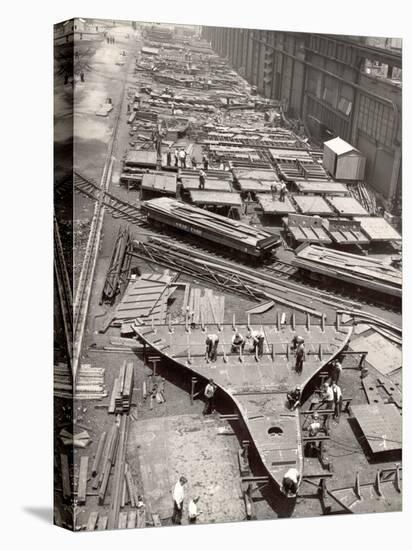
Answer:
271, 181, 288, 202
172, 476, 201, 525
204, 328, 266, 362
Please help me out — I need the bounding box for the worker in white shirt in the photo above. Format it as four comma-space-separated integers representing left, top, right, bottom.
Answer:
179, 148, 187, 168
172, 476, 187, 525
188, 496, 201, 524
248, 328, 265, 359
279, 181, 288, 202
203, 378, 216, 415
305, 412, 322, 457
320, 382, 334, 410
282, 468, 300, 497
332, 382, 343, 421
231, 330, 245, 354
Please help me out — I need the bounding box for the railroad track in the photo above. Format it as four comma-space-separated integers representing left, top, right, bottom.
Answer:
71, 47, 135, 382
54, 214, 73, 370
74, 173, 399, 315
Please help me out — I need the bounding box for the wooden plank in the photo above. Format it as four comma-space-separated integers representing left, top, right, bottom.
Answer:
137, 508, 146, 528
127, 511, 137, 529
60, 454, 71, 501
96, 515, 108, 531
77, 456, 89, 505
118, 511, 128, 529
86, 511, 99, 531
247, 301, 275, 315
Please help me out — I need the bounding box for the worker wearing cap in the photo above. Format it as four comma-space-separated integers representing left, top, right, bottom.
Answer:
172, 476, 187, 525
203, 378, 216, 415
287, 385, 301, 410
282, 468, 300, 497
295, 341, 305, 374
205, 334, 219, 362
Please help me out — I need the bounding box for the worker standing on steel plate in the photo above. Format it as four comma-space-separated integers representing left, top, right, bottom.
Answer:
202, 153, 209, 170
305, 411, 322, 457
188, 497, 201, 524
231, 330, 246, 354
248, 328, 265, 359
172, 476, 187, 525
174, 149, 179, 167
332, 381, 343, 421
295, 341, 305, 374
282, 468, 300, 497
205, 335, 219, 362
203, 378, 217, 415
291, 334, 304, 352
287, 385, 301, 410
199, 168, 206, 190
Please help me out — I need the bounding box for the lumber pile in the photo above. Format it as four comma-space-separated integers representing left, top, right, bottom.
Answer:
188, 288, 225, 325
54, 363, 107, 400
293, 244, 401, 298
349, 181, 377, 215
109, 362, 135, 414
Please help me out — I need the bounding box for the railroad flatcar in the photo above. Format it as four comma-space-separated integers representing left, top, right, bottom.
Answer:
141, 197, 280, 260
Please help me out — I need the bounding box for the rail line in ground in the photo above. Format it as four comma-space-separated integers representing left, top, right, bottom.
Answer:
72, 48, 134, 382
54, 214, 73, 371
74, 175, 401, 315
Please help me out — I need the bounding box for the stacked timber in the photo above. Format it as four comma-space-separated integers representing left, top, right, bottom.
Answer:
54, 363, 107, 400
293, 244, 401, 298
109, 362, 135, 414
188, 288, 225, 325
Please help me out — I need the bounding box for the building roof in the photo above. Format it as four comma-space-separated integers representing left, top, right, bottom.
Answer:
324, 136, 358, 156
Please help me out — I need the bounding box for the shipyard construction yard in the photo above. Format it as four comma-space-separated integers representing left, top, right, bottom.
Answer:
54, 20, 402, 531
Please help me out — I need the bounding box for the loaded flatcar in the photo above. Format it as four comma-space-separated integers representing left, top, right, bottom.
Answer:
141, 197, 280, 260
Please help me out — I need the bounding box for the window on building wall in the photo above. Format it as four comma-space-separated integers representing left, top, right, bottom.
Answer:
358, 95, 395, 148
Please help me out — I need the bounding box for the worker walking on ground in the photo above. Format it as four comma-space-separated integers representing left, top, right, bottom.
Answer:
205, 334, 219, 362
179, 149, 187, 169
279, 181, 288, 202
287, 385, 301, 410
203, 378, 217, 415
199, 168, 206, 190
188, 497, 201, 524
231, 330, 246, 354
295, 341, 305, 374
202, 153, 209, 170
172, 476, 187, 525
332, 381, 343, 421
282, 467, 300, 497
